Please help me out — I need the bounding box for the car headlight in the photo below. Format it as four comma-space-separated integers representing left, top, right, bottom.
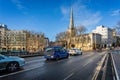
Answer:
51, 56, 54, 58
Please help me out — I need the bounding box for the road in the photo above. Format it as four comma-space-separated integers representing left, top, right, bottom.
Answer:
0, 51, 106, 80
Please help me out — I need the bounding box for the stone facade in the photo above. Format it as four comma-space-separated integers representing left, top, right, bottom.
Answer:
6, 30, 27, 51
0, 24, 8, 50
0, 24, 49, 53
65, 33, 101, 51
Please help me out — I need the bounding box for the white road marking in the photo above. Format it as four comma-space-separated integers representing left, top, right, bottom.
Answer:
64, 73, 74, 80
0, 65, 43, 78
26, 59, 45, 64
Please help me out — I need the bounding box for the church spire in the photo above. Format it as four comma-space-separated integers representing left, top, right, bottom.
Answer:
69, 7, 74, 29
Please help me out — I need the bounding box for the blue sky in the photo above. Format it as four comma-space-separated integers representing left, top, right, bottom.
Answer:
0, 0, 120, 41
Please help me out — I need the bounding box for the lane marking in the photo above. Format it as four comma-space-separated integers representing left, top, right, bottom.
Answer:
64, 73, 74, 80
25, 56, 44, 61
0, 65, 43, 78
24, 63, 44, 69
26, 59, 45, 64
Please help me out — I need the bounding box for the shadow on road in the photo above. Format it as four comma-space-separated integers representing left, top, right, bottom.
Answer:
0, 68, 24, 76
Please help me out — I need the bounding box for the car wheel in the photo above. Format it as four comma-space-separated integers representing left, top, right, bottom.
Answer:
56, 56, 60, 60
81, 52, 82, 55
66, 55, 69, 58
46, 58, 49, 61
6, 62, 19, 72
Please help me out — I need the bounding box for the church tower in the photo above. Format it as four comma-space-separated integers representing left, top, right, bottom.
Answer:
67, 8, 76, 37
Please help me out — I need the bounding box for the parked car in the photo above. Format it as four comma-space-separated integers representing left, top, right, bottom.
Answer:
0, 54, 25, 72
111, 50, 120, 54
44, 46, 69, 60
68, 48, 82, 55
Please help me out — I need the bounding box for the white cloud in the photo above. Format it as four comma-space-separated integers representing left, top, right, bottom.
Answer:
11, 0, 28, 15
81, 12, 102, 26
61, 6, 69, 15
60, 0, 102, 27
11, 0, 25, 9
111, 9, 120, 16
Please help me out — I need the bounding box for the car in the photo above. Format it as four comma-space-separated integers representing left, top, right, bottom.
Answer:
44, 46, 69, 60
106, 47, 111, 50
68, 48, 82, 55
0, 54, 25, 72
111, 50, 120, 54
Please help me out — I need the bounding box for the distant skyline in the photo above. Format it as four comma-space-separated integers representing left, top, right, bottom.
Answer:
0, 0, 120, 41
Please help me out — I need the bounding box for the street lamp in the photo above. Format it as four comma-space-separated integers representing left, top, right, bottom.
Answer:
95, 33, 96, 49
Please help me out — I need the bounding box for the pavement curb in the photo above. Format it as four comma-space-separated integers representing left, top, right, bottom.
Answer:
92, 53, 107, 80
111, 53, 120, 80
101, 53, 109, 80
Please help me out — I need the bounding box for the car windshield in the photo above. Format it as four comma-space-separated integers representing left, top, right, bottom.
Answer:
45, 48, 53, 52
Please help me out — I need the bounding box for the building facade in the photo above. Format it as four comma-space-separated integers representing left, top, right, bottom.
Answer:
6, 30, 27, 51
44, 37, 49, 48
26, 32, 46, 53
0, 24, 49, 53
66, 33, 101, 50
90, 33, 101, 49
0, 24, 8, 50
92, 25, 114, 48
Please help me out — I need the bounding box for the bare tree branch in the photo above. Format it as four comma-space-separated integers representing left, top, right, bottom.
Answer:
115, 20, 120, 36
55, 31, 67, 41
76, 25, 87, 47
76, 25, 87, 36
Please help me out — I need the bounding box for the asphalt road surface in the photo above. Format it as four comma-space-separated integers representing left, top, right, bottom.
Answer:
0, 51, 106, 80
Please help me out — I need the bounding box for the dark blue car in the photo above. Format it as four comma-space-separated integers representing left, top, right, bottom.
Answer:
44, 46, 69, 60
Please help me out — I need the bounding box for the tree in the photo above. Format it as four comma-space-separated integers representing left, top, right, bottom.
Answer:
113, 21, 120, 47
115, 21, 120, 36
76, 25, 87, 47
55, 31, 67, 41
76, 25, 87, 36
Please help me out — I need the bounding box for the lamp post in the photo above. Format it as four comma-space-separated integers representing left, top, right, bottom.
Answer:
95, 33, 96, 49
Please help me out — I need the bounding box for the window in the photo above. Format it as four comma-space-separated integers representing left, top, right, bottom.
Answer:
54, 47, 62, 52
45, 48, 53, 52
